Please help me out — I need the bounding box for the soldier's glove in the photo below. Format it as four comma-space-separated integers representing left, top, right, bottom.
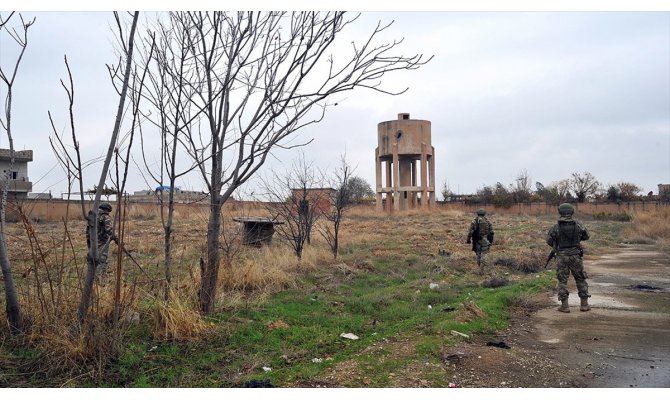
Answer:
466, 239, 471, 244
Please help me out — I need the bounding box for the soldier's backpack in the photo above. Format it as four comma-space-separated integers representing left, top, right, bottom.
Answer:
477, 217, 490, 238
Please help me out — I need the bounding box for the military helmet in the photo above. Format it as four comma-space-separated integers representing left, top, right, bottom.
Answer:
476, 208, 486, 216
99, 202, 112, 213
558, 203, 574, 216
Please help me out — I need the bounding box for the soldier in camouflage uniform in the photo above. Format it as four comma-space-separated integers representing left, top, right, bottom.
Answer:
546, 203, 591, 313
466, 208, 494, 274
86, 202, 115, 277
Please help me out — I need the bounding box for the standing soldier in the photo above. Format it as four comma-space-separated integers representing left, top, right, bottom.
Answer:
86, 202, 115, 277
466, 208, 494, 274
546, 203, 591, 313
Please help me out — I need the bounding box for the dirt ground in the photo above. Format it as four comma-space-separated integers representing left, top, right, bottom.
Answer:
452, 243, 670, 388
313, 244, 670, 388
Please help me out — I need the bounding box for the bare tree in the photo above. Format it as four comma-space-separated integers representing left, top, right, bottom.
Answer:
49, 12, 141, 329
319, 153, 354, 259
132, 14, 201, 299
570, 171, 600, 203
543, 179, 573, 204
440, 181, 454, 202
261, 154, 325, 260
511, 169, 532, 203
0, 11, 33, 333
616, 182, 642, 202
107, 28, 155, 329
164, 12, 430, 313
475, 185, 494, 205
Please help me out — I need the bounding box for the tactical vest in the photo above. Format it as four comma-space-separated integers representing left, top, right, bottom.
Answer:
86, 214, 111, 247
477, 217, 490, 238
557, 221, 580, 249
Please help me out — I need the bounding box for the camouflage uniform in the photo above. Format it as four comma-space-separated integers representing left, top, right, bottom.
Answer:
546, 203, 590, 312
466, 209, 494, 274
86, 203, 114, 276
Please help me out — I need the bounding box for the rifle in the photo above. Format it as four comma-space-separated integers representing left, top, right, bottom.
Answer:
112, 237, 148, 276
471, 220, 479, 253
544, 249, 556, 269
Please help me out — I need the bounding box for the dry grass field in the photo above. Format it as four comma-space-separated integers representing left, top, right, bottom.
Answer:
1, 202, 667, 387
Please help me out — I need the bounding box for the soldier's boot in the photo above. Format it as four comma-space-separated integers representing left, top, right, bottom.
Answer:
580, 297, 591, 312
557, 298, 570, 313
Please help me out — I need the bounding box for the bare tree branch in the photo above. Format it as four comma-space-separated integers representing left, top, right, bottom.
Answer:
136, 11, 430, 313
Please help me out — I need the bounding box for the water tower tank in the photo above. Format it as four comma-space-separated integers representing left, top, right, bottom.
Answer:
375, 113, 435, 211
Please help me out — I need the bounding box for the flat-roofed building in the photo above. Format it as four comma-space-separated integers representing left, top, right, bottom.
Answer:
0, 148, 32, 199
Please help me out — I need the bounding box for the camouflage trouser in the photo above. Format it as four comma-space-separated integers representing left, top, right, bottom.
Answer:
95, 246, 110, 277
556, 254, 589, 301
475, 241, 491, 275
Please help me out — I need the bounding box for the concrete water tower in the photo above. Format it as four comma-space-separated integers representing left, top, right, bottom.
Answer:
375, 113, 435, 212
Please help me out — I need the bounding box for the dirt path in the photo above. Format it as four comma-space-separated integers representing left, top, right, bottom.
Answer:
509, 244, 670, 388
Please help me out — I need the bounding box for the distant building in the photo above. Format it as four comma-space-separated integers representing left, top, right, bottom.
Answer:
290, 187, 336, 214
130, 188, 209, 203
659, 184, 670, 202
27, 192, 52, 200
0, 148, 32, 199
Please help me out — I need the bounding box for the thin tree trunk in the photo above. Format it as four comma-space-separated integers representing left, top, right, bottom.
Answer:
0, 110, 22, 332
78, 11, 139, 327
200, 193, 222, 314
163, 221, 172, 299
0, 231, 21, 333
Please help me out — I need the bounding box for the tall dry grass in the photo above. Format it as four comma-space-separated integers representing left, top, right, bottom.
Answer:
8, 201, 665, 380
146, 288, 210, 341
627, 208, 670, 248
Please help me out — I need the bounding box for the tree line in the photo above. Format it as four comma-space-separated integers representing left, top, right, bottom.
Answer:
441, 170, 663, 208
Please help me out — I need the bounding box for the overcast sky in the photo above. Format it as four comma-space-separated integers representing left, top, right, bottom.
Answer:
1, 3, 669, 199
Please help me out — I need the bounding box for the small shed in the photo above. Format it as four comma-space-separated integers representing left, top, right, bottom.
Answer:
232, 217, 283, 246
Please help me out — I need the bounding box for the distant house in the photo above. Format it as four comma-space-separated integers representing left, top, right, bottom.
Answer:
0, 148, 32, 199
290, 187, 336, 215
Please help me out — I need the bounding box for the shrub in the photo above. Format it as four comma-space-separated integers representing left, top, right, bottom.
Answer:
494, 249, 546, 274
591, 211, 631, 222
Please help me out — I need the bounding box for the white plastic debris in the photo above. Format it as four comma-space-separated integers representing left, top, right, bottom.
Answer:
428, 305, 433, 310
450, 330, 470, 339
340, 332, 359, 340
312, 358, 323, 363
429, 283, 439, 290
262, 366, 272, 372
